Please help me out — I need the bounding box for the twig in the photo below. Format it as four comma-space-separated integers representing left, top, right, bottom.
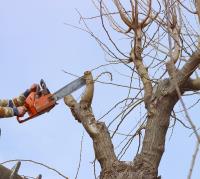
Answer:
75, 132, 84, 179
62, 70, 140, 90
187, 140, 200, 179
92, 158, 97, 179
94, 71, 113, 81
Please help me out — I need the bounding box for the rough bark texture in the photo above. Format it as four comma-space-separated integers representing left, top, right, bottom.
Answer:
64, 71, 173, 179
135, 83, 178, 177
63, 32, 200, 178
195, 0, 200, 22
64, 72, 117, 172
0, 164, 23, 179
63, 38, 200, 179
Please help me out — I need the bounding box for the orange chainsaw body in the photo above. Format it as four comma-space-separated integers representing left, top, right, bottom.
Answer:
17, 80, 56, 123
26, 92, 55, 116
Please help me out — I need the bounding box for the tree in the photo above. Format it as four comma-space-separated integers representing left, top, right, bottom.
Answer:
1, 0, 200, 179
63, 0, 200, 179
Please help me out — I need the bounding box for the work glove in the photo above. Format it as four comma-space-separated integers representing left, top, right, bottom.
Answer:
24, 84, 39, 97
13, 106, 27, 117
29, 83, 39, 92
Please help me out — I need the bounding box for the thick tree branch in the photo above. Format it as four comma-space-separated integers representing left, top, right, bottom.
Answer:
140, 0, 152, 28
177, 50, 200, 87
166, 50, 200, 93
64, 71, 117, 171
113, 0, 133, 28
195, 0, 200, 22
141, 50, 200, 173
0, 164, 24, 179
183, 78, 200, 91
130, 28, 153, 107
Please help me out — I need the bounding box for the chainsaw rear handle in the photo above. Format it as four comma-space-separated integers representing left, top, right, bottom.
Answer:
16, 116, 33, 123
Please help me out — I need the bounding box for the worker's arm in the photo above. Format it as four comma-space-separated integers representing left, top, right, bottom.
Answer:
0, 106, 16, 118
0, 84, 38, 108
0, 92, 28, 108
0, 106, 26, 118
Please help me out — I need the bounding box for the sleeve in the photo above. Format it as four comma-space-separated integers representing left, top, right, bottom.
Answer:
12, 94, 26, 107
0, 106, 16, 118
0, 99, 9, 107
12, 89, 30, 107
0, 89, 30, 108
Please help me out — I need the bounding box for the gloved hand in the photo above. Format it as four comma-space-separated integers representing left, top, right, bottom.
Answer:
29, 83, 39, 92
13, 106, 27, 117
24, 84, 39, 97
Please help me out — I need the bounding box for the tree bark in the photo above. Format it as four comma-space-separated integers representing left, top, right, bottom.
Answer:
0, 164, 23, 179
195, 0, 200, 22
64, 71, 165, 179
137, 92, 178, 176
64, 45, 200, 178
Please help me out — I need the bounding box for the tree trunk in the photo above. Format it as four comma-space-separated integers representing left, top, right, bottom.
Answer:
64, 72, 178, 179
99, 97, 177, 179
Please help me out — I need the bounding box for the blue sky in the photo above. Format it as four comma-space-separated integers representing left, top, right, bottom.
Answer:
0, 0, 199, 179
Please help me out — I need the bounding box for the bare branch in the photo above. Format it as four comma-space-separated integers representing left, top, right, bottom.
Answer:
187, 140, 200, 179
130, 27, 153, 107
113, 0, 133, 28
75, 132, 84, 179
1, 160, 68, 179
177, 51, 200, 86
195, 0, 200, 22
183, 78, 200, 91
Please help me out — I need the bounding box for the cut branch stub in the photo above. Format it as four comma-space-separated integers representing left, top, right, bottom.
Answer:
80, 71, 94, 108
10, 161, 21, 179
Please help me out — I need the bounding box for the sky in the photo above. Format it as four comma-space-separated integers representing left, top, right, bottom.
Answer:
0, 0, 199, 179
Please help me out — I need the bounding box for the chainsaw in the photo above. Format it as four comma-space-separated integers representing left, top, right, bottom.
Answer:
16, 77, 86, 123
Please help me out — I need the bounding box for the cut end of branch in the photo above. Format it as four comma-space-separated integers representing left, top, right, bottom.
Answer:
80, 71, 94, 108
64, 95, 77, 108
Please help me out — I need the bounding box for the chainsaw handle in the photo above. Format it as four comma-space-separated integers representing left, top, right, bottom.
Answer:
16, 116, 32, 123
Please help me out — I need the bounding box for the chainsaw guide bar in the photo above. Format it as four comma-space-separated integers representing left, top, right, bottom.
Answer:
53, 77, 86, 101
